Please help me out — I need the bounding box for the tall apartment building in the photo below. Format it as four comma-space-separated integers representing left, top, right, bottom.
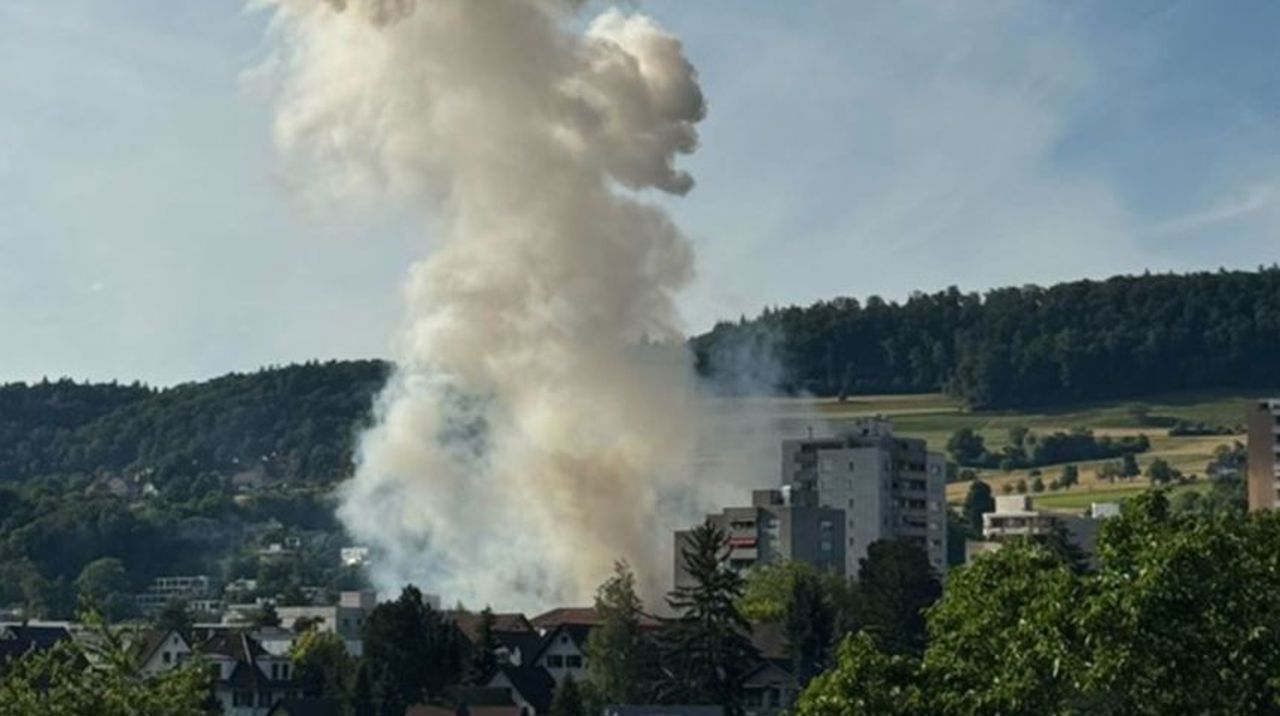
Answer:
674, 488, 845, 588
1247, 398, 1280, 511
780, 419, 948, 574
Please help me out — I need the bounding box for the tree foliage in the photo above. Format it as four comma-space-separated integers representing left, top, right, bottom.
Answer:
0, 612, 209, 716
660, 522, 759, 714
797, 490, 1280, 715
585, 562, 657, 705
362, 585, 466, 716
692, 268, 1280, 408
856, 540, 940, 656
796, 633, 924, 716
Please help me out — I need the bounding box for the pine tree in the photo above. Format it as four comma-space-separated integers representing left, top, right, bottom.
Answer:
468, 607, 499, 685
961, 480, 994, 534
586, 561, 657, 704
660, 521, 759, 715
785, 570, 836, 684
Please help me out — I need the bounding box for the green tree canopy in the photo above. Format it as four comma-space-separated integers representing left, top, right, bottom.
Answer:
796, 632, 923, 716
585, 562, 657, 705
0, 612, 209, 716
857, 540, 940, 655
660, 521, 759, 714
960, 480, 993, 534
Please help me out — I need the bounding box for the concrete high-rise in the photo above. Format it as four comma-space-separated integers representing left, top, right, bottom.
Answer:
1247, 399, 1280, 511
780, 419, 948, 575
674, 488, 845, 588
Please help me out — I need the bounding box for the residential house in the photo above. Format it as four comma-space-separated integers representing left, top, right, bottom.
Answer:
487, 664, 555, 716
741, 661, 797, 716
448, 610, 542, 667
0, 624, 72, 666
134, 629, 192, 676
530, 623, 590, 686
201, 631, 300, 716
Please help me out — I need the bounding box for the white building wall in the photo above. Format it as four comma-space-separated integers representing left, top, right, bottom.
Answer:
536, 631, 586, 686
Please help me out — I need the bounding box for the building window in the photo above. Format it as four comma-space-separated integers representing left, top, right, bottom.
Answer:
163, 651, 171, 664
234, 691, 253, 707
820, 540, 832, 551
547, 655, 564, 668
566, 655, 583, 668
848, 537, 855, 546
259, 691, 273, 707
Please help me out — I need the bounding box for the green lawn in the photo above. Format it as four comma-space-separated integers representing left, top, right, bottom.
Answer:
706, 387, 1270, 508
1030, 481, 1208, 512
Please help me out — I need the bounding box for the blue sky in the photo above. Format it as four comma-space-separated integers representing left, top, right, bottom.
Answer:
2, 1, 1278, 385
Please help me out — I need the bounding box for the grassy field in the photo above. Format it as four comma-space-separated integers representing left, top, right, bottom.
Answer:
718, 388, 1270, 514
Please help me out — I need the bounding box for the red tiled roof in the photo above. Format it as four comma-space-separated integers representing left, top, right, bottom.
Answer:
529, 607, 597, 629
445, 611, 534, 642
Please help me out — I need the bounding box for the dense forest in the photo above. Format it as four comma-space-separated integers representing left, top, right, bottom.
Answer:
0, 361, 387, 615
691, 267, 1280, 408
0, 360, 387, 486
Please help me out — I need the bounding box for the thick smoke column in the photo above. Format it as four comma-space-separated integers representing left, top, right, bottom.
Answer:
259, 0, 707, 607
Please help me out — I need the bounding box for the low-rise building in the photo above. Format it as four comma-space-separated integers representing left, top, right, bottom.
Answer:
982, 495, 1058, 539
133, 629, 192, 676
135, 575, 218, 615
274, 590, 376, 656
674, 487, 846, 587
971, 497, 1120, 564
530, 623, 590, 686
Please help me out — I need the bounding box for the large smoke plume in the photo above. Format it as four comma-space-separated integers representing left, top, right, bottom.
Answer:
258, 0, 708, 608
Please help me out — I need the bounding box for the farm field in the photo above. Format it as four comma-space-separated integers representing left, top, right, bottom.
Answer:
714, 388, 1270, 514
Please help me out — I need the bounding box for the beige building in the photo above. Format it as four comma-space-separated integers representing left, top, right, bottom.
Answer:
1247, 399, 1280, 511
982, 495, 1058, 539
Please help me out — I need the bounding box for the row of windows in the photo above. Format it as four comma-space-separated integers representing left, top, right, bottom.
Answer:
544, 654, 583, 669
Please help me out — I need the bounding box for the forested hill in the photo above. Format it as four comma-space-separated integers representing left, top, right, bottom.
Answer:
0, 360, 388, 486
691, 268, 1280, 409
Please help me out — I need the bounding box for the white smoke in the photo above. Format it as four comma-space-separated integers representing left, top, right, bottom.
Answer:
257, 0, 708, 608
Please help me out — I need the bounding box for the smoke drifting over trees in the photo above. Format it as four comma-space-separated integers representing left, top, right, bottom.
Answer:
257, 0, 709, 607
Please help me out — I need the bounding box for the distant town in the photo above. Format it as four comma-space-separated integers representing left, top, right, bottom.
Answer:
3, 398, 1278, 715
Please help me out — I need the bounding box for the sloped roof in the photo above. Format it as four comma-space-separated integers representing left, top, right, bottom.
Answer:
531, 623, 592, 664
742, 659, 796, 686
3, 625, 71, 649
530, 607, 661, 631
200, 630, 268, 661
529, 607, 597, 629
134, 629, 187, 666
495, 630, 543, 661
448, 611, 535, 643
749, 622, 787, 661
489, 664, 556, 715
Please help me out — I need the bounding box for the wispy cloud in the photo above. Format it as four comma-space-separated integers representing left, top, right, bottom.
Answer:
1151, 183, 1278, 237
